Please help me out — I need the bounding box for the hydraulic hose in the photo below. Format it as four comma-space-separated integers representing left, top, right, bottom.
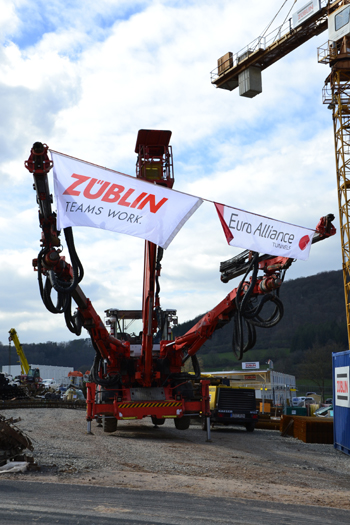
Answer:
48, 227, 84, 294
232, 253, 259, 360
191, 354, 201, 380
231, 252, 285, 360
90, 345, 121, 388
37, 227, 85, 335
247, 294, 284, 328
155, 246, 163, 300
181, 352, 201, 380
64, 297, 83, 335
37, 248, 70, 314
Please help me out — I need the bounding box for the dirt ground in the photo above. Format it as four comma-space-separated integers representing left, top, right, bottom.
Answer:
1, 408, 350, 510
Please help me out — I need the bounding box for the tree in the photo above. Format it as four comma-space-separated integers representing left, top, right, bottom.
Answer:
297, 341, 343, 401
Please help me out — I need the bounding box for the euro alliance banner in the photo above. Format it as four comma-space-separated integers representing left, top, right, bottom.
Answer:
215, 203, 314, 261
51, 151, 202, 249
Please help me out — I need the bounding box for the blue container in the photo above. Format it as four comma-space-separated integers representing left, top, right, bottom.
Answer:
332, 351, 350, 455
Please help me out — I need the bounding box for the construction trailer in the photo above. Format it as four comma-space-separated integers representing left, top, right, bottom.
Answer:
209, 369, 296, 407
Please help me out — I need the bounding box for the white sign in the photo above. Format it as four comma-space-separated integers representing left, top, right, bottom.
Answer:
242, 362, 260, 370
335, 366, 350, 408
51, 151, 202, 249
215, 203, 314, 261
292, 0, 320, 28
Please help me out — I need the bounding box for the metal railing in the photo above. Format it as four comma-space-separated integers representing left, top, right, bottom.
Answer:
210, 0, 328, 82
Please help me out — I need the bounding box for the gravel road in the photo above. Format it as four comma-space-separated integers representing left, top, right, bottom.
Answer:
1, 408, 349, 510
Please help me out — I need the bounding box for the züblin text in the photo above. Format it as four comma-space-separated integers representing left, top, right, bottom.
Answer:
229, 213, 295, 244
63, 173, 168, 214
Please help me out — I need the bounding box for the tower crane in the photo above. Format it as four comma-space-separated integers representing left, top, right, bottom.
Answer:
211, 0, 350, 346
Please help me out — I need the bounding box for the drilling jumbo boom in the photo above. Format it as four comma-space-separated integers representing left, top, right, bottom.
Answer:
26, 131, 335, 437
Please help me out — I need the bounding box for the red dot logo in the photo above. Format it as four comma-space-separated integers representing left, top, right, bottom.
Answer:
299, 235, 310, 251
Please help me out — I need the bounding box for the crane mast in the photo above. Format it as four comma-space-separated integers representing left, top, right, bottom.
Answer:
211, 0, 350, 345
318, 0, 350, 348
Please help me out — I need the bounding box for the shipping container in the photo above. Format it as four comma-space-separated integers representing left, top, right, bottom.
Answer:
332, 350, 350, 455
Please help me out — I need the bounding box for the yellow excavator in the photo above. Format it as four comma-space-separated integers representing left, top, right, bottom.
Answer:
8, 329, 42, 390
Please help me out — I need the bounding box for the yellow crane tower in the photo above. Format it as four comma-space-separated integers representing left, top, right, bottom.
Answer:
8, 328, 41, 387
8, 328, 30, 375
210, 0, 350, 344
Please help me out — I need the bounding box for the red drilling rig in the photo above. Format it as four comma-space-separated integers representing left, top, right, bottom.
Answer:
25, 130, 335, 438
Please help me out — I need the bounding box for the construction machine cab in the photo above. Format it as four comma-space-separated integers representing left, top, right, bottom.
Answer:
135, 129, 174, 188
26, 368, 41, 383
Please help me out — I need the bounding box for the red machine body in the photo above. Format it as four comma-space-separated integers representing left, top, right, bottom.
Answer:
26, 132, 336, 433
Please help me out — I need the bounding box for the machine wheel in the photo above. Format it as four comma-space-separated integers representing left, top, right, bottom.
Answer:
102, 416, 118, 433
174, 416, 190, 430
96, 417, 102, 427
151, 416, 165, 426
245, 422, 255, 432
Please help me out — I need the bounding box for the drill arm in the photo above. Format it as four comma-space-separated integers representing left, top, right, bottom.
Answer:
26, 143, 130, 371
165, 214, 336, 361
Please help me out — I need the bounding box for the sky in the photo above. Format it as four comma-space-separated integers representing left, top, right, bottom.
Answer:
0, 0, 342, 346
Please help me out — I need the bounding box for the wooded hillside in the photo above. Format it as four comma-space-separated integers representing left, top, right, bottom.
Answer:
0, 269, 347, 375
172, 269, 347, 374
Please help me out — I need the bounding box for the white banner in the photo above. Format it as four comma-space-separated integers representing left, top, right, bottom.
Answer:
242, 362, 260, 370
292, 0, 320, 28
51, 151, 202, 249
335, 366, 350, 408
215, 203, 314, 260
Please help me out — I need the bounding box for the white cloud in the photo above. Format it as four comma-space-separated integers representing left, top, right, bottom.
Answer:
0, 1, 22, 41
0, 0, 343, 345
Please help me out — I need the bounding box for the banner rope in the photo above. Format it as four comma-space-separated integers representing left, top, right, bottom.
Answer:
49, 149, 317, 233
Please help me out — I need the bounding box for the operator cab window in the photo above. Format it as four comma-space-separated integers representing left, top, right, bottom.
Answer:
335, 6, 350, 31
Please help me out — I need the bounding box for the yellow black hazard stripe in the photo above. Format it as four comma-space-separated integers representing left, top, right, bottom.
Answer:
118, 401, 182, 409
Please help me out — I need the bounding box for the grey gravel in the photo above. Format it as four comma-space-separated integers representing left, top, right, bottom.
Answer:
1, 408, 349, 510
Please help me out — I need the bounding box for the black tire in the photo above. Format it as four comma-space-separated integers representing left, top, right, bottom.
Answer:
96, 416, 102, 427
245, 422, 255, 432
151, 416, 165, 426
174, 416, 190, 430
102, 416, 118, 433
